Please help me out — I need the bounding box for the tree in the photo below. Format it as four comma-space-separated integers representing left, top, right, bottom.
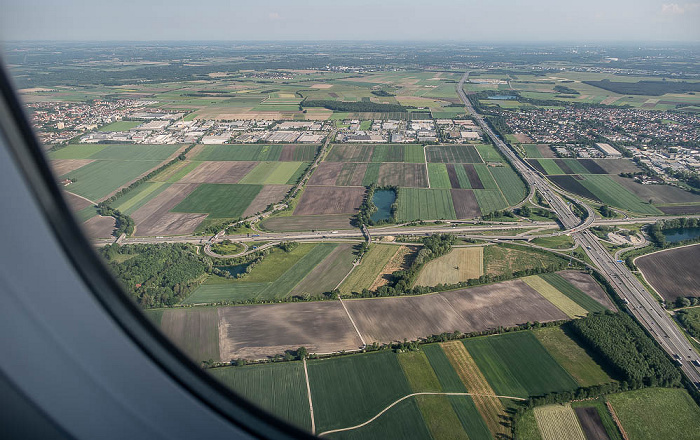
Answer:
519, 205, 531, 217
297, 346, 308, 360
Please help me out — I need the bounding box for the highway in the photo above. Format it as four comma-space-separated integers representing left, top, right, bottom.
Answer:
457, 72, 700, 385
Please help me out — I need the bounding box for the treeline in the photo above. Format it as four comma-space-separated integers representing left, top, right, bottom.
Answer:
569, 312, 681, 387
553, 84, 579, 95
100, 243, 212, 308
96, 204, 134, 237
676, 310, 700, 337
370, 90, 395, 97
301, 99, 408, 113
647, 217, 700, 247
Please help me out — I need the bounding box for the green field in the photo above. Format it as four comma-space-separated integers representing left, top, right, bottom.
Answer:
243, 244, 317, 282
111, 181, 170, 215
475, 144, 503, 163
239, 161, 306, 184
453, 165, 472, 189
61, 159, 162, 201
209, 362, 312, 431
534, 327, 613, 387
308, 351, 413, 433
608, 388, 700, 440
522, 144, 544, 158
49, 144, 108, 159
578, 175, 662, 215
184, 243, 338, 303
463, 332, 578, 398
484, 244, 568, 276
530, 235, 575, 250
98, 120, 142, 131
193, 144, 284, 161
404, 144, 426, 163
362, 163, 381, 186
473, 164, 499, 190
88, 144, 181, 161
339, 244, 397, 295
396, 188, 456, 221
537, 159, 566, 175
539, 273, 610, 313
326, 398, 431, 440
490, 166, 527, 205
370, 144, 404, 162
427, 163, 452, 189
473, 189, 508, 214
172, 183, 263, 218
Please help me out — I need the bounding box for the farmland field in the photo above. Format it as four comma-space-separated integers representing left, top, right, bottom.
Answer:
172, 183, 263, 218
159, 308, 220, 362
578, 175, 662, 214
413, 247, 483, 287
396, 188, 456, 221
607, 387, 700, 440
294, 186, 365, 215
534, 327, 613, 387
490, 166, 527, 205
522, 275, 589, 318
97, 120, 141, 131
636, 244, 700, 301
289, 244, 357, 297
484, 244, 569, 276
462, 331, 578, 398
177, 161, 258, 184
571, 401, 622, 440
209, 362, 311, 431
193, 144, 284, 161
539, 272, 611, 313
339, 244, 398, 295
344, 279, 568, 344
475, 143, 504, 162
533, 404, 586, 440
216, 301, 363, 360
450, 189, 482, 218
425, 145, 482, 163
325, 398, 431, 440
60, 159, 163, 201
473, 189, 508, 214
130, 183, 207, 236
427, 163, 451, 189
308, 351, 413, 433
238, 161, 307, 185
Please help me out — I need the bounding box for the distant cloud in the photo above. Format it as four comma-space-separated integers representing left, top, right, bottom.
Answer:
661, 3, 700, 15
268, 12, 282, 20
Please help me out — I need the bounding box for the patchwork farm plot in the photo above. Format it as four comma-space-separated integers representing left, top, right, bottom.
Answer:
205, 326, 612, 438
636, 244, 700, 301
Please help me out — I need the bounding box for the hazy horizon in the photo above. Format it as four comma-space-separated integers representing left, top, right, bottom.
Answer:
2, 0, 699, 43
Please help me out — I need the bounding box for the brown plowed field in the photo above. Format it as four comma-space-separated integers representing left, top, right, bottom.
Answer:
558, 270, 617, 311
578, 159, 607, 174
636, 244, 700, 301
63, 191, 93, 211
131, 183, 207, 236
574, 407, 610, 440
289, 244, 357, 297
344, 279, 568, 344
51, 159, 95, 175
308, 162, 344, 186
178, 161, 258, 184
161, 308, 220, 362
463, 164, 484, 189
370, 246, 418, 290
554, 159, 574, 175
451, 189, 481, 218
514, 133, 533, 143
261, 214, 356, 232
217, 302, 364, 360
293, 186, 365, 216
611, 175, 700, 205
325, 144, 373, 162
82, 215, 115, 239
377, 163, 428, 188
242, 185, 291, 217
658, 205, 700, 215
441, 341, 509, 437
278, 144, 295, 161
335, 163, 368, 186
446, 164, 461, 188
537, 145, 556, 158
593, 159, 640, 175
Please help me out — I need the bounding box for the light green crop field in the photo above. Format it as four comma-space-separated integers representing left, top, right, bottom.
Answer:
111, 181, 170, 215
562, 159, 590, 175
523, 275, 588, 318
87, 144, 181, 161
241, 244, 317, 283
530, 235, 575, 250
427, 163, 452, 189
48, 144, 108, 159
396, 188, 457, 221
534, 327, 613, 387
608, 388, 700, 440
473, 189, 508, 214
536, 159, 566, 176
193, 144, 283, 161
325, 398, 431, 440
239, 161, 306, 184
490, 166, 527, 205
579, 175, 662, 215
61, 159, 162, 201
172, 183, 263, 218
539, 273, 610, 313
404, 144, 426, 163
308, 351, 413, 433
473, 164, 499, 190
339, 244, 398, 295
523, 144, 544, 158
463, 331, 578, 398
474, 143, 503, 163
97, 120, 142, 131
362, 163, 381, 186
209, 362, 312, 431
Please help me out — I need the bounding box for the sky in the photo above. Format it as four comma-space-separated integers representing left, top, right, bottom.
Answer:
2, 0, 699, 42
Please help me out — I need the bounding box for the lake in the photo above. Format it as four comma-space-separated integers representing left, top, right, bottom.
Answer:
370, 189, 396, 223
662, 227, 700, 243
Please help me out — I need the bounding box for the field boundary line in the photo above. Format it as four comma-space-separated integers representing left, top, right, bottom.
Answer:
317, 392, 526, 436
337, 294, 366, 347
423, 146, 431, 188
303, 358, 315, 435
605, 401, 629, 440
335, 261, 359, 291
64, 190, 97, 206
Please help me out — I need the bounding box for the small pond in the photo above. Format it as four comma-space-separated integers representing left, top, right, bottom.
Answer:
662, 227, 700, 243
370, 189, 396, 223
